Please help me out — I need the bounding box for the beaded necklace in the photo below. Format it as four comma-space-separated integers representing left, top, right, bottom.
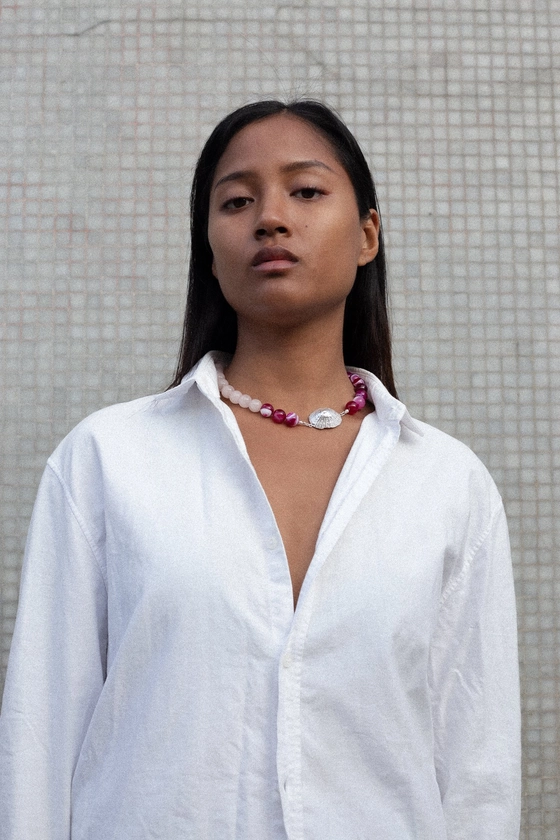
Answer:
217, 365, 368, 430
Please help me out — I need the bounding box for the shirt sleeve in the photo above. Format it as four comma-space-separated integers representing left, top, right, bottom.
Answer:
0, 462, 108, 840
428, 500, 521, 840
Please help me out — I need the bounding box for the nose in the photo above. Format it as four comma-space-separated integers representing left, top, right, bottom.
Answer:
255, 221, 288, 238
254, 192, 290, 239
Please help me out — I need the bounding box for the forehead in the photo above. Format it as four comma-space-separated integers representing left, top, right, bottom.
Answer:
212, 113, 343, 181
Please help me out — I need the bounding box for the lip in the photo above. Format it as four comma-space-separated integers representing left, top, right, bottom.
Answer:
251, 246, 298, 270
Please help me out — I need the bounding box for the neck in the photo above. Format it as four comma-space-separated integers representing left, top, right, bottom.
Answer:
222, 313, 357, 415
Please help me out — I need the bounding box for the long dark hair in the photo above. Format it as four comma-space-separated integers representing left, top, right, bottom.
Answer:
169, 99, 397, 397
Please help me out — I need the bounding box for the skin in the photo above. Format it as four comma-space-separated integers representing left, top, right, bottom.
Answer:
207, 113, 380, 608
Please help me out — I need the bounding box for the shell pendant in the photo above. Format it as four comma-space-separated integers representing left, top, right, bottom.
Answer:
308, 408, 343, 429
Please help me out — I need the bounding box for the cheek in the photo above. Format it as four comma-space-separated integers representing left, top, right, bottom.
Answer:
319, 217, 364, 266
207, 225, 227, 278
208, 219, 240, 265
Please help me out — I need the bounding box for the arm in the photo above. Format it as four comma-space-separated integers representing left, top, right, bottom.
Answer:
0, 463, 108, 840
429, 502, 521, 839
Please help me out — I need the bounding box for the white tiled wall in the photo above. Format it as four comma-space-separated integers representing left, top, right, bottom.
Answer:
1, 2, 558, 836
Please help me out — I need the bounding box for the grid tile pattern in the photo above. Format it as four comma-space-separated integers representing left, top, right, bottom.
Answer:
1, 2, 559, 836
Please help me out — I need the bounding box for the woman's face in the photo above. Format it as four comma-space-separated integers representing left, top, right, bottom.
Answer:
207, 113, 379, 329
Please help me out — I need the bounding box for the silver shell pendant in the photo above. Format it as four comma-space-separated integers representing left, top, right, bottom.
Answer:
308, 408, 342, 429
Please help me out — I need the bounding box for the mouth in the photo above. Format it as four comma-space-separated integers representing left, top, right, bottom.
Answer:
251, 247, 298, 272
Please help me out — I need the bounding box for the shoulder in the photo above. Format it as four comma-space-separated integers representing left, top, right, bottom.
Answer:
358, 369, 502, 512
51, 392, 159, 451
389, 418, 511, 595
392, 415, 505, 533
410, 418, 490, 466
402, 417, 498, 484
46, 387, 190, 485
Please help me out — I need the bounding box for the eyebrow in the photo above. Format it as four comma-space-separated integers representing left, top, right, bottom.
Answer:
213, 159, 336, 191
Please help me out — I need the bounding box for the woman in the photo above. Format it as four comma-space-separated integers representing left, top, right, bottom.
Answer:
0, 100, 521, 839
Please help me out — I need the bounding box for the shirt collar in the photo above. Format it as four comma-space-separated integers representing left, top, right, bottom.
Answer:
160, 351, 423, 437
345, 364, 424, 436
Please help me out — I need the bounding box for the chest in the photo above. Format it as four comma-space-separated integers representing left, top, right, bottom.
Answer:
230, 404, 374, 606
101, 402, 452, 649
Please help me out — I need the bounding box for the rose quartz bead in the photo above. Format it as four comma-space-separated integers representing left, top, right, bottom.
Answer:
229, 389, 243, 404
248, 399, 262, 413
284, 412, 299, 427
345, 400, 360, 415
221, 384, 234, 398
238, 394, 252, 408
260, 403, 274, 418
272, 409, 286, 424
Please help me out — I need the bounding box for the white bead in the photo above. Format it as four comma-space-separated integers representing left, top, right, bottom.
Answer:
217, 375, 227, 388
238, 394, 252, 408
229, 389, 242, 404
221, 384, 234, 398
248, 399, 262, 412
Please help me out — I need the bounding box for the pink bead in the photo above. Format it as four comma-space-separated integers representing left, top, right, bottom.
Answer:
349, 374, 363, 386
354, 384, 367, 393
345, 400, 360, 415
353, 393, 366, 409
260, 403, 274, 418
272, 409, 286, 424
284, 412, 299, 427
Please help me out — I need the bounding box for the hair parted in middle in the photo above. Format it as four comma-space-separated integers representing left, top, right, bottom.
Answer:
170, 99, 397, 398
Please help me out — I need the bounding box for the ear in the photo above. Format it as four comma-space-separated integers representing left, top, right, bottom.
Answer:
357, 209, 380, 266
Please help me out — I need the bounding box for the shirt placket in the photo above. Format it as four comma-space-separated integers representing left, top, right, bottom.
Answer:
274, 414, 403, 840
195, 357, 410, 839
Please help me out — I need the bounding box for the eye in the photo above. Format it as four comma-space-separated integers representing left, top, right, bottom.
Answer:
293, 186, 325, 200
222, 196, 253, 210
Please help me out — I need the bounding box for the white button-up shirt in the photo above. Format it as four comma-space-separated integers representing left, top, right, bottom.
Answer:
0, 351, 521, 840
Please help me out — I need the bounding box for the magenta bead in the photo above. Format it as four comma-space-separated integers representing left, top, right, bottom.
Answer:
349, 374, 363, 386
353, 393, 366, 409
260, 403, 274, 418
284, 412, 299, 427
345, 400, 360, 415
272, 409, 286, 424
